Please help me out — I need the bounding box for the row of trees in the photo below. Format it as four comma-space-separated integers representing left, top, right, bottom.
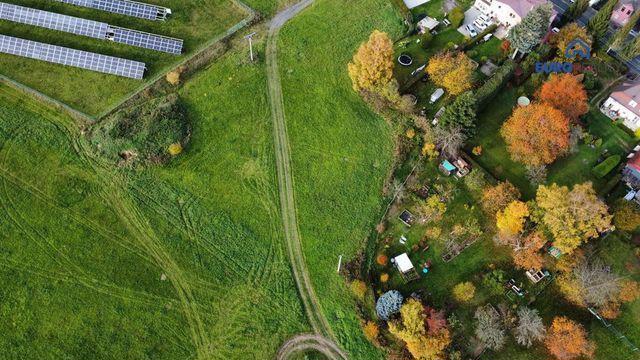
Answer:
483, 180, 611, 258
474, 305, 595, 360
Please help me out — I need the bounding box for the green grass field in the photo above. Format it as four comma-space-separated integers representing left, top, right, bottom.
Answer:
277, 0, 404, 357
0, 33, 308, 358
0, 0, 249, 116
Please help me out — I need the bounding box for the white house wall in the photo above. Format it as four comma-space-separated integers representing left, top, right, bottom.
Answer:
474, 0, 522, 29
603, 97, 640, 131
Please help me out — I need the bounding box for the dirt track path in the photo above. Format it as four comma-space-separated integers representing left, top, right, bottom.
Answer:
266, 1, 348, 359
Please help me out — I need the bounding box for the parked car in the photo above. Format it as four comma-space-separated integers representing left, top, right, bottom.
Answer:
466, 24, 478, 37
443, 18, 451, 26
475, 21, 487, 31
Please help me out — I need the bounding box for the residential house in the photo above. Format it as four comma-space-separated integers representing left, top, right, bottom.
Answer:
611, 0, 637, 27
602, 80, 640, 131
474, 0, 553, 31
623, 150, 640, 188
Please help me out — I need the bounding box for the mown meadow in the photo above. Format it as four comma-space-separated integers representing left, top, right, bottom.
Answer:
0, 31, 309, 358
277, 0, 405, 358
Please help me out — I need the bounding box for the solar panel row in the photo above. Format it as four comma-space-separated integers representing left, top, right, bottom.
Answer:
0, 34, 145, 79
53, 0, 171, 20
0, 2, 183, 54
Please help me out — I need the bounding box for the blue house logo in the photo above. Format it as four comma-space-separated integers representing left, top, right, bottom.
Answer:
535, 37, 590, 74
564, 38, 591, 60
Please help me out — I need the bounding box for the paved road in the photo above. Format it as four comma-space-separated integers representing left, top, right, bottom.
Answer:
265, 1, 348, 359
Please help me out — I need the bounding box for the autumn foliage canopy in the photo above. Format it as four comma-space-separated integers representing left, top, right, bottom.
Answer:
348, 30, 394, 92
545, 316, 595, 360
538, 74, 589, 121
501, 103, 570, 166
426, 52, 475, 95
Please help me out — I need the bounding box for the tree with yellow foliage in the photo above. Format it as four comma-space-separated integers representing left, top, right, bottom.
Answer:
536, 182, 611, 254
426, 52, 475, 95
389, 299, 451, 360
545, 317, 595, 360
552, 23, 592, 61
452, 282, 476, 302
511, 232, 546, 271
348, 30, 395, 93
496, 201, 529, 238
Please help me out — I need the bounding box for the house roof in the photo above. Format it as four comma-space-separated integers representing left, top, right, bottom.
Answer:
628, 152, 640, 172
610, 80, 640, 118
394, 253, 414, 273
612, 2, 636, 25
498, 0, 550, 18
418, 16, 440, 30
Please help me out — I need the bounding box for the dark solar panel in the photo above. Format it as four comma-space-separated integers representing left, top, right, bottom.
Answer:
0, 34, 145, 79
111, 27, 183, 54
53, 0, 171, 20
0, 2, 183, 54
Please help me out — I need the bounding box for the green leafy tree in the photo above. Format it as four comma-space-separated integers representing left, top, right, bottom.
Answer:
508, 4, 554, 53
620, 36, 640, 60
439, 91, 477, 137
566, 0, 589, 21
449, 7, 465, 28
587, 0, 618, 42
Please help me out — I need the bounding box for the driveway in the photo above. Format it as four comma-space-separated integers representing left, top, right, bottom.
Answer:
457, 7, 481, 37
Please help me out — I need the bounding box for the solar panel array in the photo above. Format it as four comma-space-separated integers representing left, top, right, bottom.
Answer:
53, 0, 171, 20
0, 2, 108, 38
111, 27, 182, 54
0, 2, 183, 54
0, 34, 145, 79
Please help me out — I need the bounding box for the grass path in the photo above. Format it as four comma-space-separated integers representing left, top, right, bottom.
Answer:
266, 1, 347, 358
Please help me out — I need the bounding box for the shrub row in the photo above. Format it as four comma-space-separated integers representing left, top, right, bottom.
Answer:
592, 155, 622, 178
475, 60, 516, 111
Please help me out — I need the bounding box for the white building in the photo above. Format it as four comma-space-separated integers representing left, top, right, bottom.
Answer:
602, 81, 640, 131
473, 0, 551, 30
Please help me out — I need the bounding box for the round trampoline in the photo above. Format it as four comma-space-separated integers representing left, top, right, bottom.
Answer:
398, 53, 413, 66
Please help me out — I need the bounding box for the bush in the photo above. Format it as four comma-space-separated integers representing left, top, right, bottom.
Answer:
376, 254, 389, 266
421, 32, 433, 49
449, 7, 465, 28
592, 155, 621, 178
376, 290, 403, 320
166, 69, 182, 85
89, 94, 191, 165
362, 321, 380, 344
453, 282, 476, 302
476, 61, 515, 110
350, 280, 368, 300
380, 273, 390, 282
482, 269, 506, 295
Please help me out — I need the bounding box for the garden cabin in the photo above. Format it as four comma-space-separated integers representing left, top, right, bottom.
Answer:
526, 269, 550, 283
430, 88, 445, 103
417, 16, 440, 34
611, 1, 636, 27
392, 253, 420, 281
439, 159, 457, 175
453, 158, 470, 178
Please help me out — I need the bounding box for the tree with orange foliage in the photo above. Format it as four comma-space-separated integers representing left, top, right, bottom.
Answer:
362, 321, 380, 345
545, 317, 594, 360
426, 52, 475, 95
501, 103, 570, 166
538, 74, 589, 121
348, 30, 394, 92
481, 181, 521, 220
511, 232, 546, 270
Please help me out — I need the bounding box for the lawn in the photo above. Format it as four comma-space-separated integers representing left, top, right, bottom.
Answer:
276, 0, 405, 357
0, 33, 308, 359
0, 0, 249, 116
468, 84, 637, 199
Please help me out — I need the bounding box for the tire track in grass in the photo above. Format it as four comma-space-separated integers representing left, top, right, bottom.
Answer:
266, 1, 348, 359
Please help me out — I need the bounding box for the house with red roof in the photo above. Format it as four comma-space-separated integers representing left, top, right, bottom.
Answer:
474, 0, 554, 30
602, 80, 640, 131
623, 151, 640, 188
